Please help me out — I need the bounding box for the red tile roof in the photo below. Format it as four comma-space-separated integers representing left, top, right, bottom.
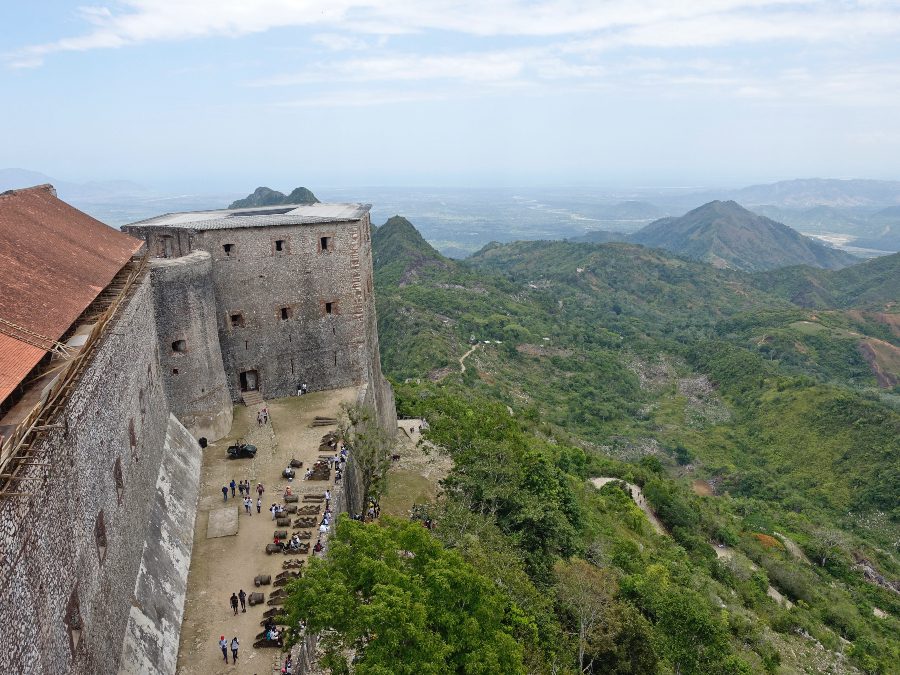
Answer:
0, 185, 143, 405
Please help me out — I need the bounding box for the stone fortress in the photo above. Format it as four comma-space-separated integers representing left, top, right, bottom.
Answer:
0, 185, 395, 674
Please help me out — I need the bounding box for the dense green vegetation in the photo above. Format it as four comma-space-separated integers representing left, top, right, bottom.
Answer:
751, 252, 900, 309
285, 216, 899, 673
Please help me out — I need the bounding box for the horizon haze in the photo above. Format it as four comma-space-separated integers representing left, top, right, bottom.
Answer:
2, 2, 900, 188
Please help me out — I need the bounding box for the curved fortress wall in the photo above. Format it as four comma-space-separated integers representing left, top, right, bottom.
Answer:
150, 251, 232, 442
0, 278, 200, 675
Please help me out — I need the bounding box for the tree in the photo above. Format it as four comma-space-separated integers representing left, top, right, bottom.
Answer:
340, 403, 395, 509
556, 559, 617, 673
283, 518, 526, 674
556, 559, 657, 674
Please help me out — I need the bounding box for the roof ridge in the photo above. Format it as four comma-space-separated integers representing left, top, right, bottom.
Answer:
0, 184, 57, 201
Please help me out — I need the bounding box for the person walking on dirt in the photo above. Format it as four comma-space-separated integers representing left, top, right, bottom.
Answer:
257, 482, 264, 498
238, 589, 247, 612
219, 635, 228, 663
221, 485, 228, 501
230, 592, 239, 615
229, 479, 236, 498
231, 636, 239, 663
257, 497, 261, 514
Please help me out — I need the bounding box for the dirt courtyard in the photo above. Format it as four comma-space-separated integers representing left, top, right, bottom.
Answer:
176, 387, 359, 675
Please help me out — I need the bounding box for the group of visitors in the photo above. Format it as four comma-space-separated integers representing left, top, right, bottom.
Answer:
263, 616, 284, 645
296, 382, 309, 396
256, 407, 270, 425
229, 589, 247, 614
219, 635, 239, 664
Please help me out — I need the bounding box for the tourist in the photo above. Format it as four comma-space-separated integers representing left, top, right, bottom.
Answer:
230, 592, 239, 615
314, 539, 323, 554
270, 504, 277, 520
238, 481, 244, 498
256, 497, 262, 514
324, 489, 331, 508
238, 589, 246, 613
229, 479, 236, 498
257, 410, 263, 426
257, 482, 265, 498
221, 485, 228, 501
230, 636, 239, 663
319, 522, 328, 536
219, 635, 228, 663
243, 497, 252, 514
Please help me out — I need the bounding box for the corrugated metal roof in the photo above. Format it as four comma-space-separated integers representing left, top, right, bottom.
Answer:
126, 202, 371, 231
0, 184, 143, 405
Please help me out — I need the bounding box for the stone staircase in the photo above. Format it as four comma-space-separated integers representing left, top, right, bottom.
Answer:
241, 390, 263, 407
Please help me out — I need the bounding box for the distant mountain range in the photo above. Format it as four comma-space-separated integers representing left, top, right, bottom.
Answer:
228, 186, 319, 209
0, 167, 150, 202
574, 200, 858, 272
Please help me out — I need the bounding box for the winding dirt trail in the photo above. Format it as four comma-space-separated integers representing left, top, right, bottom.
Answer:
590, 477, 666, 535
458, 344, 479, 374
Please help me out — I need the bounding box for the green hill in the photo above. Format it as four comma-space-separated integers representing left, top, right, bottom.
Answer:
631, 200, 858, 272
752, 252, 900, 309
228, 185, 319, 209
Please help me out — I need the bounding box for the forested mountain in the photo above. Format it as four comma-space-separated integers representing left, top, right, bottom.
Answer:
228, 185, 319, 208
752, 252, 900, 309
293, 216, 899, 674
630, 201, 858, 272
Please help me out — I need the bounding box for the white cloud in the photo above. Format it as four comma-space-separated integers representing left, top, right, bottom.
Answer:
7, 0, 900, 68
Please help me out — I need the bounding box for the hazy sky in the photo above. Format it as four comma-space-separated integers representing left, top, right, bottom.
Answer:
2, 1, 900, 190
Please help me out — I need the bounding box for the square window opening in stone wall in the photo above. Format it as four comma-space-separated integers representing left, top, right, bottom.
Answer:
275, 239, 286, 252
319, 236, 333, 252
280, 306, 291, 320
65, 587, 83, 654
223, 243, 235, 256
172, 368, 179, 375
172, 339, 187, 353
325, 302, 334, 315
114, 457, 125, 504
94, 510, 108, 563
230, 312, 245, 328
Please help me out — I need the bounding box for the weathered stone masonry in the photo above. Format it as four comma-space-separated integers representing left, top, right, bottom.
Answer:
0, 279, 199, 675
124, 204, 385, 409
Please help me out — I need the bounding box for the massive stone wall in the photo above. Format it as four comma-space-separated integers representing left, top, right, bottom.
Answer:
150, 252, 232, 442
195, 217, 377, 401
0, 278, 196, 675
118, 414, 200, 674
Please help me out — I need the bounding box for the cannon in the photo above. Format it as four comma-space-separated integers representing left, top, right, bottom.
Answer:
284, 494, 299, 503
276, 517, 291, 527
254, 574, 271, 587
248, 592, 265, 606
